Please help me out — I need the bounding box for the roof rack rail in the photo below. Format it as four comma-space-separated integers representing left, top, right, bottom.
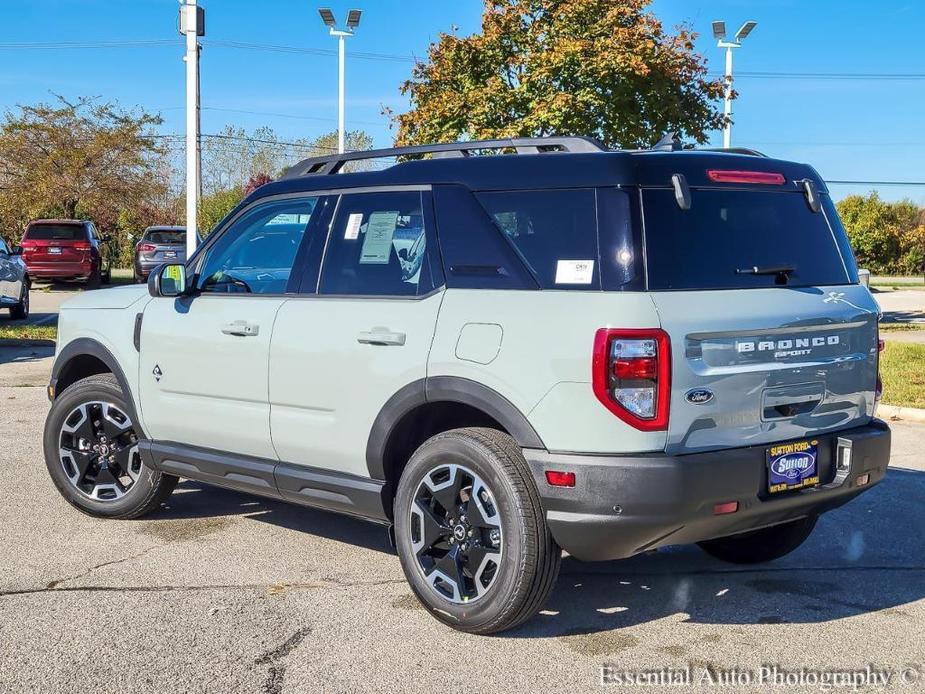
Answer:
698, 147, 767, 157
281, 136, 607, 178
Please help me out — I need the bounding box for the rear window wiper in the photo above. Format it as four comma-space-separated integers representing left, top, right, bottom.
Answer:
736, 264, 795, 285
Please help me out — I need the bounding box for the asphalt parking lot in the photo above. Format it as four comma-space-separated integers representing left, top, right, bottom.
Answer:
0, 351, 923, 693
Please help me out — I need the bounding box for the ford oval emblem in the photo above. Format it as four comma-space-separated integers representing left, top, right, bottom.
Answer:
770, 452, 816, 480
685, 388, 714, 405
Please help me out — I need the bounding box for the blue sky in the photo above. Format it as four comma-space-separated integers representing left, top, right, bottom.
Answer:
1, 0, 922, 202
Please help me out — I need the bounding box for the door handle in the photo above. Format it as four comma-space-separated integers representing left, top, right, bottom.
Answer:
221, 320, 260, 337
357, 328, 406, 346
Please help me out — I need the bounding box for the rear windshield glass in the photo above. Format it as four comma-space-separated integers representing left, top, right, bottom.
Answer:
642, 190, 857, 290
24, 224, 85, 241
144, 230, 185, 244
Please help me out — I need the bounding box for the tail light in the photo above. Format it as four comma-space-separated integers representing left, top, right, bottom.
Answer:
72, 241, 92, 250
707, 170, 786, 185
875, 326, 884, 409
139, 243, 157, 253
592, 328, 671, 431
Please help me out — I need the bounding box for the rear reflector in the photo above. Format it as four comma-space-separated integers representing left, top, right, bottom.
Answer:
545, 471, 576, 488
707, 170, 786, 185
856, 473, 870, 487
713, 501, 739, 515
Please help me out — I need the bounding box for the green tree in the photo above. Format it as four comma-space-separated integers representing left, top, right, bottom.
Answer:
836, 193, 924, 276
0, 95, 167, 247
390, 0, 726, 148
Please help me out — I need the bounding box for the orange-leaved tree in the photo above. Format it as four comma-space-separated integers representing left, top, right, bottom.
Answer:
391, 0, 727, 149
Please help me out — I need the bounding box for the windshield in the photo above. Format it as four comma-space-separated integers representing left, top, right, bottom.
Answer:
642, 189, 858, 290
24, 224, 85, 241
144, 230, 185, 244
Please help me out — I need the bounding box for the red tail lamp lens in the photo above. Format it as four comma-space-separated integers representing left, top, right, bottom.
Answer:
545, 471, 576, 488
707, 170, 786, 185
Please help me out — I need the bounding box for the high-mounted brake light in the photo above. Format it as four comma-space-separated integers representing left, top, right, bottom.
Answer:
707, 170, 786, 185
592, 328, 671, 431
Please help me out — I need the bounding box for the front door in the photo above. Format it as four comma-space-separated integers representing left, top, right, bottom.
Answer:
139, 195, 325, 459
269, 189, 443, 478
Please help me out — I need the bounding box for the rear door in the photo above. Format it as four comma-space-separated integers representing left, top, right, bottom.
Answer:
139, 196, 324, 459
641, 186, 878, 454
269, 188, 443, 479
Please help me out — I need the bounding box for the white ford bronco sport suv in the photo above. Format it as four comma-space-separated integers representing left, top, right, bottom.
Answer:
43, 137, 891, 634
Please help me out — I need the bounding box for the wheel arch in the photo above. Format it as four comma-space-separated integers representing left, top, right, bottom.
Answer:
366, 377, 545, 506
51, 338, 142, 432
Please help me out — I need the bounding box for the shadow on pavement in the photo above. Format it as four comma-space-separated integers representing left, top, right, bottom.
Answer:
0, 343, 54, 365
151, 480, 393, 554
880, 309, 925, 324
147, 467, 925, 637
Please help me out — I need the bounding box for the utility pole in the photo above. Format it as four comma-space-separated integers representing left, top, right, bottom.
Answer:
712, 20, 757, 149
319, 8, 362, 154
180, 0, 204, 257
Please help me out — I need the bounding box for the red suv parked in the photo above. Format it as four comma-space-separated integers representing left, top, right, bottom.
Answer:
20, 219, 111, 286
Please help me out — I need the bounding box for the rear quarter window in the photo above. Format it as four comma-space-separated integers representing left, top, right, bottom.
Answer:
474, 188, 642, 291
642, 189, 856, 290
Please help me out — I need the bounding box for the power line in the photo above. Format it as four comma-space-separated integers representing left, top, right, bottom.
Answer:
0, 39, 180, 50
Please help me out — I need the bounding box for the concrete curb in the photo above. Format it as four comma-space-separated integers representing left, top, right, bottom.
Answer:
0, 339, 55, 348
878, 404, 925, 424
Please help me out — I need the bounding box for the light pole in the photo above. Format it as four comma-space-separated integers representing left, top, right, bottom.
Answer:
319, 8, 362, 154
712, 20, 757, 149
179, 0, 204, 256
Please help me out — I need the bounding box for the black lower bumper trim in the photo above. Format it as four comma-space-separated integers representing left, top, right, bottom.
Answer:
524, 420, 891, 561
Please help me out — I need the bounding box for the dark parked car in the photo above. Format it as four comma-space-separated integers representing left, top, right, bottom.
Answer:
20, 219, 111, 286
0, 236, 29, 319
134, 226, 186, 283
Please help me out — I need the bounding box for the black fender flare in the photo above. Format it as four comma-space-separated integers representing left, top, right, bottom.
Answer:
365, 375, 545, 480
50, 338, 142, 432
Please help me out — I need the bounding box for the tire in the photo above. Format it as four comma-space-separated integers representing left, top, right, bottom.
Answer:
698, 516, 818, 564
101, 266, 111, 284
43, 374, 178, 519
394, 427, 561, 634
86, 267, 101, 289
9, 278, 29, 320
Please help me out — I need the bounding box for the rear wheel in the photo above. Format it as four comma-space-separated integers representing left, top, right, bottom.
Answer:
698, 516, 818, 564
86, 267, 101, 289
9, 278, 29, 320
43, 374, 177, 519
394, 428, 560, 634
101, 266, 111, 284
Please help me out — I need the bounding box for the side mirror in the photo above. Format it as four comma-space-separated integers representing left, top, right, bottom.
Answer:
148, 263, 188, 298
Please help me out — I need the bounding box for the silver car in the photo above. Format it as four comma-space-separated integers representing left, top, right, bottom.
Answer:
133, 226, 186, 283
0, 236, 28, 319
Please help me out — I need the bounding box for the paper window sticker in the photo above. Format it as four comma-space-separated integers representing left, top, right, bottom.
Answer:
359, 211, 399, 265
555, 260, 594, 284
344, 213, 364, 240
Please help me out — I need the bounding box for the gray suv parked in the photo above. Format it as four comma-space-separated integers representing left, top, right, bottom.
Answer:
133, 226, 186, 283
43, 137, 890, 634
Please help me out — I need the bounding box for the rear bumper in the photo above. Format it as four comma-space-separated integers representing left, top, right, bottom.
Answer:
26, 261, 92, 279
525, 420, 891, 561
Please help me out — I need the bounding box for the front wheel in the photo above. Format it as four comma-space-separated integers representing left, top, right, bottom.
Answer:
394, 428, 560, 634
698, 516, 818, 564
43, 374, 177, 519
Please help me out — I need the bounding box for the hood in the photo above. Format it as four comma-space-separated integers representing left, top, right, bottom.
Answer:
61, 284, 150, 311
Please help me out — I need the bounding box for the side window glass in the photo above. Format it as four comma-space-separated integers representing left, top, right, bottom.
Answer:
475, 189, 601, 289
197, 197, 319, 294
0, 238, 8, 254
320, 191, 430, 296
